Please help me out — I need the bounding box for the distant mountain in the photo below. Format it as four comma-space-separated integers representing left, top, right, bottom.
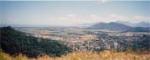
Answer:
119, 21, 150, 28
88, 22, 132, 31
126, 27, 150, 32
134, 22, 150, 27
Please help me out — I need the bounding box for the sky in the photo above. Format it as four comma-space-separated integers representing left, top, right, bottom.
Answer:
0, 1, 150, 26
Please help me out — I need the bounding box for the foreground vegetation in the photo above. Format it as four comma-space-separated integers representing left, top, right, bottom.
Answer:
0, 50, 150, 60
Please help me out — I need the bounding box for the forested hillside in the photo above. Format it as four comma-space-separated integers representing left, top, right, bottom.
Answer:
0, 26, 71, 57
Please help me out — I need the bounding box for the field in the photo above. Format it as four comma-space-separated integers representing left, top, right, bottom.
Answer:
1, 50, 150, 60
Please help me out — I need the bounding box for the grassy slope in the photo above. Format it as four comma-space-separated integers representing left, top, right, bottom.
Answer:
0, 50, 150, 60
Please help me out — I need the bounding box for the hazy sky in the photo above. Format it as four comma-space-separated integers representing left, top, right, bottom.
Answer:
0, 1, 150, 26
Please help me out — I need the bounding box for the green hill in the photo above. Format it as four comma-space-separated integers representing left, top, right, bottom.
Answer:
0, 26, 71, 57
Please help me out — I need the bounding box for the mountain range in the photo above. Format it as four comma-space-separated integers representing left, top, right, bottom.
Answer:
87, 22, 150, 32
